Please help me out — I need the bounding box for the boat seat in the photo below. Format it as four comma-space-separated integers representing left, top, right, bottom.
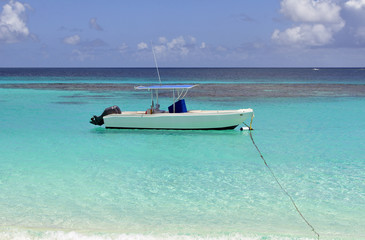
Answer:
168, 99, 187, 113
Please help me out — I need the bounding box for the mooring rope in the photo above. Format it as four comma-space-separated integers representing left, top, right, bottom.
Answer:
247, 130, 320, 240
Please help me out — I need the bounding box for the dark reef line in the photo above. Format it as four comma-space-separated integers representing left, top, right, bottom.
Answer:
1, 83, 365, 98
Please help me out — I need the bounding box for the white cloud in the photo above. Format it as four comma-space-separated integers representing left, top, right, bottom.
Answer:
272, 24, 333, 46
89, 17, 103, 31
280, 0, 343, 23
63, 34, 80, 45
167, 36, 185, 50
118, 43, 128, 53
273, 0, 345, 47
342, 0, 365, 44
0, 0, 30, 43
158, 37, 167, 43
345, 0, 365, 10
162, 36, 190, 55
137, 36, 206, 60
153, 45, 166, 54
137, 42, 148, 50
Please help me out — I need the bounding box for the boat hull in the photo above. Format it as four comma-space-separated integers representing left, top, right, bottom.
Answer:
103, 109, 253, 130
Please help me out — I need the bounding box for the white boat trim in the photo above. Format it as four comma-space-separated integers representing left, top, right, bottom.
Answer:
103, 108, 254, 130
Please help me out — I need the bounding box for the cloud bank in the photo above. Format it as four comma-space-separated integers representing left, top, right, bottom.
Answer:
63, 34, 80, 45
272, 0, 345, 47
273, 0, 365, 47
137, 36, 202, 57
0, 0, 30, 43
345, 0, 365, 10
137, 42, 148, 50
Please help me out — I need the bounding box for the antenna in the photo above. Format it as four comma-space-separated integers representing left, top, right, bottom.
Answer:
151, 41, 161, 84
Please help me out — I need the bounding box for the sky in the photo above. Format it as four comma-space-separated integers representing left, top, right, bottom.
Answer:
0, 0, 365, 67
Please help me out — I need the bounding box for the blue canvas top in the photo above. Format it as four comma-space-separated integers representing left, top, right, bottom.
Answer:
135, 84, 197, 90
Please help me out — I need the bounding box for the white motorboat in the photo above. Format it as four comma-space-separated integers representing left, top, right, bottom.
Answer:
90, 84, 254, 130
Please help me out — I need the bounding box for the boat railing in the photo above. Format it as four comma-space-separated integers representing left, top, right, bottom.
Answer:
135, 84, 197, 113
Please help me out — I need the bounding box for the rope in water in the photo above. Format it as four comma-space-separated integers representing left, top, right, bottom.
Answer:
246, 128, 320, 240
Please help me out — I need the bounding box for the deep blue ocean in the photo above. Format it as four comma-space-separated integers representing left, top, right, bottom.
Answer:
0, 68, 364, 240
1, 67, 365, 84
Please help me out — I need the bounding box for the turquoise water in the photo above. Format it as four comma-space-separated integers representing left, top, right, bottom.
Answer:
0, 71, 364, 239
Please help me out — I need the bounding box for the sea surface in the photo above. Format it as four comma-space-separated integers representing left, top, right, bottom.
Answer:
0, 68, 364, 240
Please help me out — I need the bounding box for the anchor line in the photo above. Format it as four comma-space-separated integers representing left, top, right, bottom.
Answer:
248, 131, 320, 240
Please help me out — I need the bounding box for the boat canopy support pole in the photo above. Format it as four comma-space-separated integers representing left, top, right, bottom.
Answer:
156, 89, 159, 105
176, 88, 189, 100
150, 90, 153, 106
173, 88, 175, 113
150, 90, 154, 113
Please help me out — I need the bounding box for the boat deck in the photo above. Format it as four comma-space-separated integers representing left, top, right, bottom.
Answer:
111, 109, 252, 116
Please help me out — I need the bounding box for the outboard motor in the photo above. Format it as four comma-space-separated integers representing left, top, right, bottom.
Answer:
90, 105, 121, 126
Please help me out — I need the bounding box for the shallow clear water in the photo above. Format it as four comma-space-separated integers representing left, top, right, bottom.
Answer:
0, 69, 364, 240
